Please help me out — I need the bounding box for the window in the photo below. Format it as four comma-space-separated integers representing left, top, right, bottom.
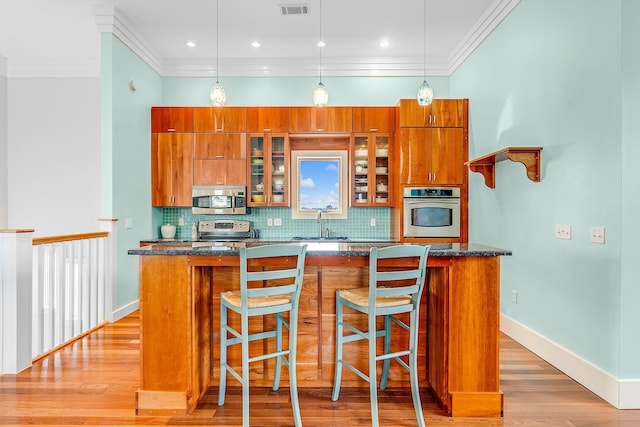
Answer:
291, 150, 348, 219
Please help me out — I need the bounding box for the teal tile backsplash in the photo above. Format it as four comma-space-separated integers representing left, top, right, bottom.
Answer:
161, 207, 391, 240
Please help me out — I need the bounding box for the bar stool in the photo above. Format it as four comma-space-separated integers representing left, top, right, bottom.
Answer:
218, 244, 308, 427
331, 244, 430, 427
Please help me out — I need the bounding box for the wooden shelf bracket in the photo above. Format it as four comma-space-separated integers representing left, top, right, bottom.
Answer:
465, 147, 542, 189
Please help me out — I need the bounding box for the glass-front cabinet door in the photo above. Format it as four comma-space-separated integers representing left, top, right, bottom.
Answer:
248, 134, 289, 206
351, 134, 391, 206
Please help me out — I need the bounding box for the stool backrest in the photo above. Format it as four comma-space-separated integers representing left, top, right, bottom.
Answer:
239, 244, 308, 310
368, 244, 430, 311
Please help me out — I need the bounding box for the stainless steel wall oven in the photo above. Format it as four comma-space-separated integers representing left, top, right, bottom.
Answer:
403, 187, 460, 238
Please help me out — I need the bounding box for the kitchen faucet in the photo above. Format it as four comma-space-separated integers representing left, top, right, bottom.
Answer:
317, 209, 328, 238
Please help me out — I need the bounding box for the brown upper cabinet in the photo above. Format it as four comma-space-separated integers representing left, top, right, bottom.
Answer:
151, 107, 194, 133
398, 99, 466, 128
151, 133, 193, 206
289, 107, 353, 133
247, 107, 289, 133
399, 127, 465, 185
193, 107, 247, 133
352, 107, 396, 133
193, 133, 247, 186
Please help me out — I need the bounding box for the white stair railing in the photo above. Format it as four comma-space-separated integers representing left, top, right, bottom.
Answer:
31, 232, 110, 359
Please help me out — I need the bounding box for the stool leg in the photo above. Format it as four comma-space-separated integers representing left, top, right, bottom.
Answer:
380, 314, 392, 390
409, 310, 425, 427
241, 311, 250, 427
289, 307, 302, 427
218, 303, 228, 406
368, 310, 379, 427
331, 295, 344, 401
273, 312, 283, 391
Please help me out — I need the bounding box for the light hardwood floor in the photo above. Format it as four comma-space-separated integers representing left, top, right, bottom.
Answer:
1, 312, 639, 426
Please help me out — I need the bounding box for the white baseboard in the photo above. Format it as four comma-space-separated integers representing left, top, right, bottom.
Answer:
111, 300, 139, 322
501, 314, 640, 409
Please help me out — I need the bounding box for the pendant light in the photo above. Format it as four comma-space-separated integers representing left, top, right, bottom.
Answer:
210, 0, 227, 106
417, 0, 433, 106
312, 0, 328, 106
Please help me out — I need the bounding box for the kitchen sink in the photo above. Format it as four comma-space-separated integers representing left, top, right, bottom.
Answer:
291, 236, 350, 241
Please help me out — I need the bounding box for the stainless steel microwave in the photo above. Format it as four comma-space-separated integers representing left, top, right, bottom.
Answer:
192, 186, 247, 215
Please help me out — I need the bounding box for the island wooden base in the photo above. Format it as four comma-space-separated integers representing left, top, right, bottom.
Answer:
135, 253, 503, 417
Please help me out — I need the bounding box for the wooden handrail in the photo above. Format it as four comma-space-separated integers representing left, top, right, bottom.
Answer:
32, 232, 109, 246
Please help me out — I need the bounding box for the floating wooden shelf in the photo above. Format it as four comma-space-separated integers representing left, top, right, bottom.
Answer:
465, 147, 542, 188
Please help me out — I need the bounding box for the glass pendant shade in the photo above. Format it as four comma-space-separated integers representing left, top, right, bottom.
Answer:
312, 82, 329, 106
417, 80, 434, 106
210, 81, 227, 106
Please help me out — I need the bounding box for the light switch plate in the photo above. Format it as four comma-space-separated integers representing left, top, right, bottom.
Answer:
590, 226, 605, 244
555, 224, 571, 240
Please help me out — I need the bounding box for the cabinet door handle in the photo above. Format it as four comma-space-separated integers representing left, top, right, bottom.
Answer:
167, 128, 176, 132
370, 128, 378, 132
215, 155, 224, 159
316, 128, 325, 132
263, 128, 272, 132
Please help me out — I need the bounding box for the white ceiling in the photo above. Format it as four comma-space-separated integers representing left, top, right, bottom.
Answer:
0, 0, 520, 78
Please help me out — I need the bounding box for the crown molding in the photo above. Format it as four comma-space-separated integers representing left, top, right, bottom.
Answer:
92, 3, 164, 75
162, 56, 452, 78
6, 58, 100, 78
447, 0, 521, 73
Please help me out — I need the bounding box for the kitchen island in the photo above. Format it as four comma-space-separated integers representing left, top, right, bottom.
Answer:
128, 241, 511, 418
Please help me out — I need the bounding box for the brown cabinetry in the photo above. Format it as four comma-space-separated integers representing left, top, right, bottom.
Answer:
248, 134, 289, 206
398, 99, 465, 128
151, 133, 193, 206
289, 107, 352, 133
399, 127, 465, 185
352, 106, 395, 133
352, 134, 392, 206
193, 107, 247, 132
151, 107, 193, 133
193, 134, 247, 186
247, 107, 289, 133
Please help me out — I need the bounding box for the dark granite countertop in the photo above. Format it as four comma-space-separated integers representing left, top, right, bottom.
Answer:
129, 240, 512, 257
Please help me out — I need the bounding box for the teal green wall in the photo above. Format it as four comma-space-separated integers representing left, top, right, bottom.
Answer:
102, 34, 162, 308
450, 0, 638, 377
161, 76, 449, 106
620, 0, 640, 378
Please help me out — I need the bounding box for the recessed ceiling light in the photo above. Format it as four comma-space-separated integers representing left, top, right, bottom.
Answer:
379, 40, 390, 48
251, 41, 261, 48
186, 41, 196, 48
317, 40, 326, 48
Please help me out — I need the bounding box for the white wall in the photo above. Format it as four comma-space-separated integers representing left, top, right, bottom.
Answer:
0, 56, 7, 228
7, 77, 101, 236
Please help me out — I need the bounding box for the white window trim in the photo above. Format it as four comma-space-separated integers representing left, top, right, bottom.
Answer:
290, 150, 348, 220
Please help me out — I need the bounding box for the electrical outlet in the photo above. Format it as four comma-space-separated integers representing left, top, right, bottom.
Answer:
590, 226, 605, 244
274, 218, 282, 226
267, 218, 273, 227
370, 218, 376, 227
511, 290, 518, 304
178, 217, 185, 226
125, 218, 133, 229
555, 224, 571, 240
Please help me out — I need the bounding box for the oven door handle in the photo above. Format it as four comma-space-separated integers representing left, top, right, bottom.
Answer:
404, 199, 459, 206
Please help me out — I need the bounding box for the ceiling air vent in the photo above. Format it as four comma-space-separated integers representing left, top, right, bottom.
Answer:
280, 4, 309, 15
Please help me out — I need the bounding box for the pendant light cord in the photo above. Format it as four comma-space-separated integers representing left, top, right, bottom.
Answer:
423, 0, 426, 80
216, 0, 220, 82
319, 0, 323, 83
